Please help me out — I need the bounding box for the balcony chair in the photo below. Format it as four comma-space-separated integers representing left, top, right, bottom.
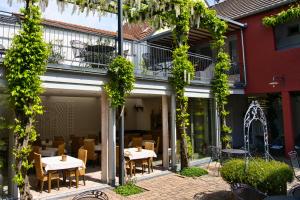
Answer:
70, 40, 88, 67
116, 146, 136, 177
288, 151, 300, 181
83, 139, 97, 166
141, 141, 155, 174
64, 148, 87, 187
72, 190, 108, 200
231, 183, 267, 200
34, 153, 60, 193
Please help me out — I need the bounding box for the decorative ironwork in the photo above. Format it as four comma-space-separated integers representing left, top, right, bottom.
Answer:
72, 190, 109, 200
243, 101, 270, 162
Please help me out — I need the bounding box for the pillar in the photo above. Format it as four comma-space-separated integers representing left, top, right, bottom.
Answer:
282, 91, 295, 156
108, 106, 116, 186
162, 95, 169, 169
170, 94, 177, 170
101, 94, 109, 183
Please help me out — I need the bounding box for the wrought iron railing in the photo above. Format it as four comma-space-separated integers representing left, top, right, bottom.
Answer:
0, 13, 242, 85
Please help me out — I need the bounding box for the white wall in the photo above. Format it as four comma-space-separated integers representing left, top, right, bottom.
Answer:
36, 96, 101, 140
124, 97, 161, 131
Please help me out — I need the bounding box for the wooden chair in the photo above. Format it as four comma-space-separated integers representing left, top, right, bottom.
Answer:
142, 134, 152, 140
88, 134, 98, 144
154, 136, 160, 154
71, 137, 84, 157
116, 146, 136, 177
34, 153, 60, 193
29, 145, 41, 164
52, 140, 64, 148
141, 141, 155, 174
64, 148, 87, 187
131, 137, 143, 147
84, 139, 97, 166
57, 143, 65, 156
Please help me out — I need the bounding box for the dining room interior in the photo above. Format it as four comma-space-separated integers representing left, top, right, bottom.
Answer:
26, 93, 170, 199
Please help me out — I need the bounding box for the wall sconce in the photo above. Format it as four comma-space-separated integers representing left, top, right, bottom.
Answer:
268, 75, 285, 88
134, 99, 144, 112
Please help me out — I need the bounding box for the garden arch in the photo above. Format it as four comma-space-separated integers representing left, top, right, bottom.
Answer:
243, 101, 270, 160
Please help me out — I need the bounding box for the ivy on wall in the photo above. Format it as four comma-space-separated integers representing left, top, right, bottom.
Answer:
4, 0, 50, 199
104, 56, 135, 108
263, 4, 300, 27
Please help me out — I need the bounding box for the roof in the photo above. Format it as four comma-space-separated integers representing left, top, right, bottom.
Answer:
212, 0, 296, 19
123, 22, 155, 40
11, 13, 136, 41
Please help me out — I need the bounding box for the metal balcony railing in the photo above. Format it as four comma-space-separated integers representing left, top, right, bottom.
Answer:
0, 12, 242, 85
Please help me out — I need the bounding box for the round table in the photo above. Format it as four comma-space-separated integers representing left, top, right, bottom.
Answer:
264, 196, 300, 200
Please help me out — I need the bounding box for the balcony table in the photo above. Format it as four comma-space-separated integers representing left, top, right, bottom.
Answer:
41, 156, 85, 192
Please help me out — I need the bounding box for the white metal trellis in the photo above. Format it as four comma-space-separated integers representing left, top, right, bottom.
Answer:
243, 101, 270, 162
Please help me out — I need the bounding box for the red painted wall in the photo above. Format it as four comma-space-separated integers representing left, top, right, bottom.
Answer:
238, 6, 300, 94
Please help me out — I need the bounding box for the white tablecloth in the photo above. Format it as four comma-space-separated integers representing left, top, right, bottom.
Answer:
41, 147, 57, 157
95, 144, 101, 152
124, 148, 157, 160
41, 156, 85, 172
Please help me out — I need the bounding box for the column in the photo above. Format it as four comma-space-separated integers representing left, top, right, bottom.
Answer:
170, 94, 177, 170
108, 106, 116, 186
214, 99, 221, 148
162, 95, 169, 169
101, 94, 109, 183
282, 91, 295, 156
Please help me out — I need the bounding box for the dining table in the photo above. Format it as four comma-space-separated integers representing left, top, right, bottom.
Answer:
41, 156, 85, 192
124, 148, 157, 176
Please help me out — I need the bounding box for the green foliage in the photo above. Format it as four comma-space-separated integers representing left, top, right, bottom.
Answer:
104, 56, 135, 108
263, 4, 300, 27
3, 0, 50, 197
114, 181, 144, 196
220, 159, 293, 195
180, 167, 208, 177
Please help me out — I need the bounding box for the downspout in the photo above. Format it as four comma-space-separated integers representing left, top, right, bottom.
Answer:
240, 28, 247, 87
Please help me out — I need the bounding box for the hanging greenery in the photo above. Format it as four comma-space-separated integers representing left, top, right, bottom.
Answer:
56, 0, 232, 166
104, 56, 135, 108
263, 4, 300, 27
4, 0, 50, 199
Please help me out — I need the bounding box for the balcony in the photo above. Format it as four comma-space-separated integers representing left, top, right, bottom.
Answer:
0, 14, 242, 86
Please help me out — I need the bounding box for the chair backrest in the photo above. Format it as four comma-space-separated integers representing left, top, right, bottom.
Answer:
29, 145, 41, 163
34, 153, 44, 179
84, 139, 95, 160
57, 143, 65, 156
208, 146, 221, 162
71, 137, 84, 157
231, 183, 267, 200
70, 40, 87, 58
72, 190, 109, 200
53, 140, 64, 148
78, 148, 88, 167
131, 137, 143, 147
144, 141, 155, 151
88, 134, 98, 144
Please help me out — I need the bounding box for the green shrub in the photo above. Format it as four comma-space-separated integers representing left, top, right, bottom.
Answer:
220, 158, 293, 195
114, 182, 144, 196
180, 167, 208, 177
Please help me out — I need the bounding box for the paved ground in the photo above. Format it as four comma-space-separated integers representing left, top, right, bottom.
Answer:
100, 163, 232, 200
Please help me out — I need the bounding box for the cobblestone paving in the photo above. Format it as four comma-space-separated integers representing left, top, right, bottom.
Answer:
103, 167, 232, 200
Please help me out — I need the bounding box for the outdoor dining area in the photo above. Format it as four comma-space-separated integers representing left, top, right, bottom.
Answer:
29, 134, 158, 193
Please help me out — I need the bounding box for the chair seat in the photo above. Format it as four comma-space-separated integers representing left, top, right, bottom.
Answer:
39, 171, 60, 181
65, 168, 85, 176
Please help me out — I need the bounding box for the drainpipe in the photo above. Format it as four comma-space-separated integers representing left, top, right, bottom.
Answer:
240, 28, 247, 87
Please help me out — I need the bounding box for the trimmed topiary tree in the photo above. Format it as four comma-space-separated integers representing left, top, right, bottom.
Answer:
4, 0, 50, 199
220, 158, 293, 195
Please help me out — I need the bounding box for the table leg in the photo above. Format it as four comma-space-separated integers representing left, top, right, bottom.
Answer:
48, 172, 52, 193
75, 169, 79, 188
147, 158, 150, 174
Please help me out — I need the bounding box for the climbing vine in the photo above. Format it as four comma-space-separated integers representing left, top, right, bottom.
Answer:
4, 0, 50, 199
58, 0, 232, 167
263, 4, 300, 27
104, 56, 135, 108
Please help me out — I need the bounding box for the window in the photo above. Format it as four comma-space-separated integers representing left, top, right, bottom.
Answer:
274, 20, 300, 50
